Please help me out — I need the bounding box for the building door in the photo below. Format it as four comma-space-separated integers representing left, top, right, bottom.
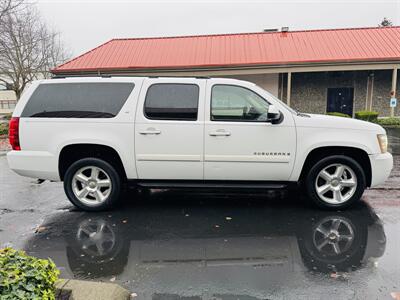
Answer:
327, 88, 354, 116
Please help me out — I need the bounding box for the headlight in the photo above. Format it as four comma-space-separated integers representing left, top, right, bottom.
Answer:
377, 134, 388, 153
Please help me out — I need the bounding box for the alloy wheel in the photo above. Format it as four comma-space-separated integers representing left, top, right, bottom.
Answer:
72, 166, 112, 206
315, 163, 357, 204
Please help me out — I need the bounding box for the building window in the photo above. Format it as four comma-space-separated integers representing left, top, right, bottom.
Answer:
211, 85, 269, 122
144, 83, 199, 121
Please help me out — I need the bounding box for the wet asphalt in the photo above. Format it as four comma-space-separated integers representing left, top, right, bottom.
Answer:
0, 130, 399, 300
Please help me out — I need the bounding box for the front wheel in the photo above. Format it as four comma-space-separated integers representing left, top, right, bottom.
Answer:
305, 155, 366, 210
64, 158, 122, 211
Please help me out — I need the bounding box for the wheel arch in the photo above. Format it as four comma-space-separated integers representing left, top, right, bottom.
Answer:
299, 146, 372, 187
58, 143, 127, 181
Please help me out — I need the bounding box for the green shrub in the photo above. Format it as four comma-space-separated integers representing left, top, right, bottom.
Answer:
4, 113, 12, 120
327, 112, 351, 118
0, 123, 8, 136
377, 117, 400, 127
355, 111, 379, 122
0, 248, 59, 300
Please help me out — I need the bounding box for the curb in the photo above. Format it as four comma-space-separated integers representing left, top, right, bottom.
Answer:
55, 279, 131, 300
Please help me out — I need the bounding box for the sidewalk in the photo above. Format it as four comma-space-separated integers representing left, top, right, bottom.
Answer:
55, 279, 132, 300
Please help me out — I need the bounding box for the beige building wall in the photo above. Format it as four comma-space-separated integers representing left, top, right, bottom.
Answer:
0, 90, 16, 101
221, 73, 279, 97
0, 90, 17, 114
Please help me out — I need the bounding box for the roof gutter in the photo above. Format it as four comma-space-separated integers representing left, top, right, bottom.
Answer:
52, 60, 400, 77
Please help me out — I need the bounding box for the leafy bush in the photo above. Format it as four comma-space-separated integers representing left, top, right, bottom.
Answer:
377, 117, 400, 127
355, 111, 379, 122
327, 112, 351, 118
0, 248, 59, 300
0, 113, 12, 120
0, 123, 8, 136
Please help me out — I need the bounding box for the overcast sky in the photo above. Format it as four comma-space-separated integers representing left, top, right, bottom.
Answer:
35, 0, 400, 57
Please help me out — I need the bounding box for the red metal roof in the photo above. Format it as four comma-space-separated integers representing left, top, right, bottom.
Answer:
53, 26, 400, 74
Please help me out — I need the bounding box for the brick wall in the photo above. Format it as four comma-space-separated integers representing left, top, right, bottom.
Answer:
280, 70, 399, 117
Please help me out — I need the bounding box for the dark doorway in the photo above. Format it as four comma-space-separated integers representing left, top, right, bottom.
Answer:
327, 87, 354, 116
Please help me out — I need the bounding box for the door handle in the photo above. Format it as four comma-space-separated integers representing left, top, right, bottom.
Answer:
209, 130, 231, 137
139, 128, 161, 135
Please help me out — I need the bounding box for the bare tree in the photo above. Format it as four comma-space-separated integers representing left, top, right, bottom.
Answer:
379, 17, 394, 27
0, 4, 70, 99
0, 0, 23, 22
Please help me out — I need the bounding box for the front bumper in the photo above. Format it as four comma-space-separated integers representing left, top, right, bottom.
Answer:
369, 152, 393, 187
7, 150, 60, 181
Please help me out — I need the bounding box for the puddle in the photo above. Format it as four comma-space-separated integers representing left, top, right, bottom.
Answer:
24, 194, 389, 298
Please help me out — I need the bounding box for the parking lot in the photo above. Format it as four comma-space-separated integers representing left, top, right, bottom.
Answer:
0, 131, 399, 300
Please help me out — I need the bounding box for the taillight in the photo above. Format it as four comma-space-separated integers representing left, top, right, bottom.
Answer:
8, 117, 21, 151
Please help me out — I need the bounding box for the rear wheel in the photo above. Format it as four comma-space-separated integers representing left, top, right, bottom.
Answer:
64, 158, 122, 211
305, 155, 366, 210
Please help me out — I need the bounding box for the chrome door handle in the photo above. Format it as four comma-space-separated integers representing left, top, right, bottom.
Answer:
139, 129, 161, 135
209, 130, 231, 137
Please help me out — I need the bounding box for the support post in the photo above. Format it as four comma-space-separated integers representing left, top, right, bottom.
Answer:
369, 73, 374, 111
365, 75, 370, 110
287, 72, 292, 106
391, 67, 398, 117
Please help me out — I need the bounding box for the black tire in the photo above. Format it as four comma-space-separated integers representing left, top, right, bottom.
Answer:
305, 155, 366, 210
64, 158, 122, 211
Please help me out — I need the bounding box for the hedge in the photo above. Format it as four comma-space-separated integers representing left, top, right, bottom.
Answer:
327, 112, 351, 118
355, 111, 379, 122
377, 117, 400, 126
0, 123, 8, 136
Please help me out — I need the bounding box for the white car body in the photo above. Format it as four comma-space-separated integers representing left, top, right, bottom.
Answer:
7, 77, 393, 210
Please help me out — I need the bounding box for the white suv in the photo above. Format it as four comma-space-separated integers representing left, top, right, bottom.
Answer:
7, 77, 393, 211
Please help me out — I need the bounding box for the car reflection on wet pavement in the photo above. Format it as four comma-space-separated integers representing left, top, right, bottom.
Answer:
23, 190, 387, 299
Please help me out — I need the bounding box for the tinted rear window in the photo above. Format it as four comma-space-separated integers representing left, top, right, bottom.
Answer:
21, 82, 134, 118
144, 84, 199, 120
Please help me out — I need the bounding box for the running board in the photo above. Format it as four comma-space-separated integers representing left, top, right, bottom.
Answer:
134, 180, 289, 189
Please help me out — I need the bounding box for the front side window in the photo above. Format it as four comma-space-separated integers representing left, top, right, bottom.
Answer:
21, 82, 134, 118
144, 83, 199, 121
211, 85, 270, 122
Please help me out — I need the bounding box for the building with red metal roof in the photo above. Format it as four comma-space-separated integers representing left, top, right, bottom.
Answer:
52, 26, 400, 117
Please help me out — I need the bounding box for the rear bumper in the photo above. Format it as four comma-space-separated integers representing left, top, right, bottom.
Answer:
7, 150, 60, 181
369, 152, 393, 187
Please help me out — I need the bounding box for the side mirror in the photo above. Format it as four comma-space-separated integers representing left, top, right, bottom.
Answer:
267, 105, 283, 124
